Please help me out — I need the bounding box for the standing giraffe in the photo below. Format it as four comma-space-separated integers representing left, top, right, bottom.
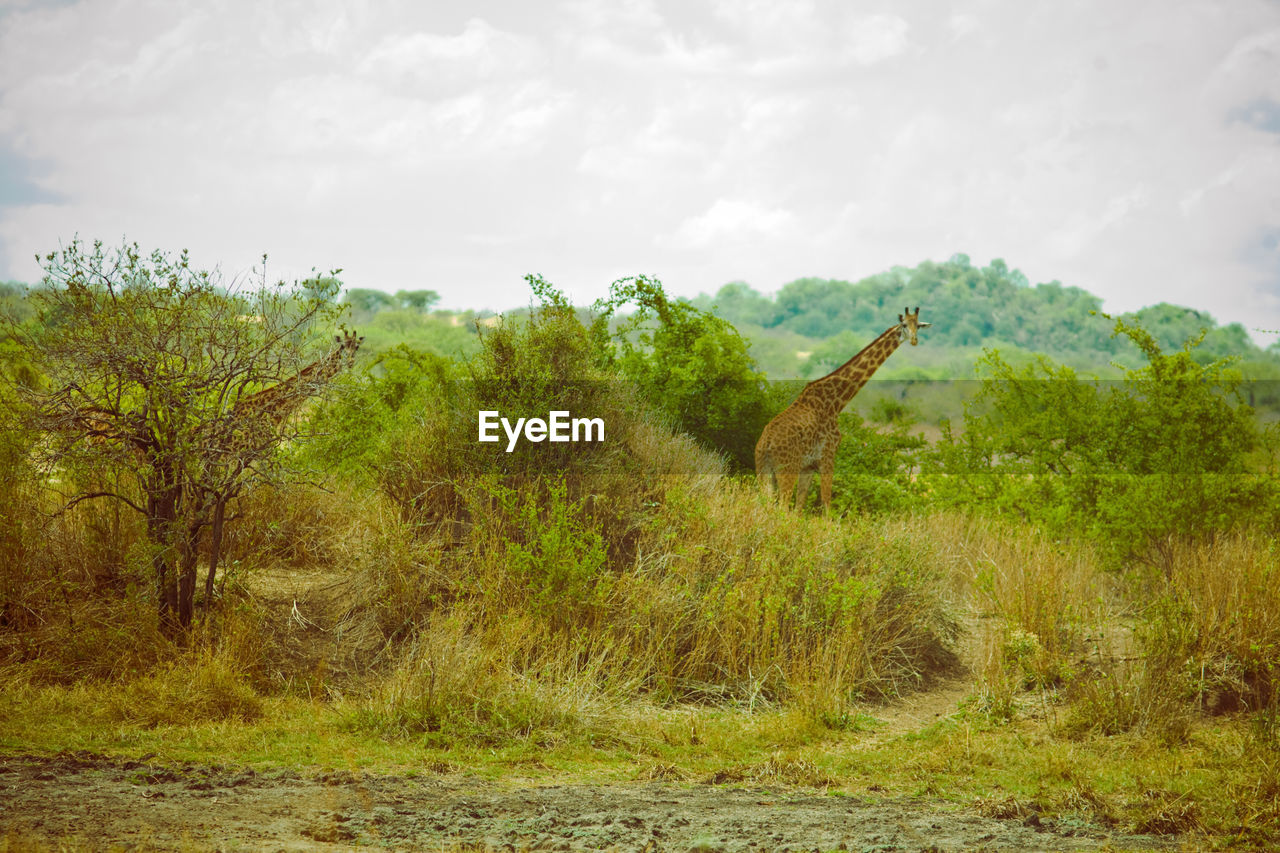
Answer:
195, 329, 362, 602
227, 329, 363, 441
755, 308, 930, 512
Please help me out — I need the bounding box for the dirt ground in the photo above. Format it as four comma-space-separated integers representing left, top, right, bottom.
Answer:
0, 752, 1179, 852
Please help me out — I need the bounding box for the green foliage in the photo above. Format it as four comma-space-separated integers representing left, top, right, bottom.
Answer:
491, 478, 608, 615
301, 344, 455, 482
343, 287, 395, 317
690, 257, 1280, 387
4, 238, 351, 627
698, 258, 1111, 355
376, 275, 666, 531
356, 308, 482, 362
593, 275, 778, 471
699, 280, 781, 327
827, 412, 926, 516
394, 288, 440, 311
926, 315, 1276, 563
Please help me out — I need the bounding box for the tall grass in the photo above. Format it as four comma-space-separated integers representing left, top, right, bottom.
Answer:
1156, 531, 1280, 716
327, 300, 953, 733
887, 513, 1111, 717
346, 470, 961, 740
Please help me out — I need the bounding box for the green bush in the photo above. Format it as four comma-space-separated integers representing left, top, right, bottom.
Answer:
925, 316, 1276, 565
489, 478, 609, 619
593, 275, 778, 471
373, 275, 703, 551
827, 412, 927, 516
300, 344, 455, 482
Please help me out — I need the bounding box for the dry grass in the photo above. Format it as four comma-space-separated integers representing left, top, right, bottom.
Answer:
1160, 531, 1280, 715
879, 513, 1114, 722
1060, 531, 1280, 746
341, 476, 961, 743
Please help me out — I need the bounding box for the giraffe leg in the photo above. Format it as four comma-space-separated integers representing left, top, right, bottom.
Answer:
776, 471, 798, 510
756, 456, 775, 498
820, 432, 841, 514
819, 466, 834, 514
796, 471, 814, 511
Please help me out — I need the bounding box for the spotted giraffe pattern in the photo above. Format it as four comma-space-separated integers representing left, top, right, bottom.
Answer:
755, 308, 930, 512
222, 330, 363, 453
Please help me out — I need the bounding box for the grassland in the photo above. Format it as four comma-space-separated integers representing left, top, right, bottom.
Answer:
2, 288, 1277, 850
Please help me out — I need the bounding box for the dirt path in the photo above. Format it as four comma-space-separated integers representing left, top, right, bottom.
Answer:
0, 753, 1178, 852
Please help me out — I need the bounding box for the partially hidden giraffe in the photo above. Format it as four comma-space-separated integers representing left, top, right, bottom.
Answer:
755, 307, 930, 512
226, 329, 363, 447
197, 328, 362, 601
46, 330, 363, 455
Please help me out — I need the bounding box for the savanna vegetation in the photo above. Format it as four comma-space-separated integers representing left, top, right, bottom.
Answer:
2, 241, 1278, 848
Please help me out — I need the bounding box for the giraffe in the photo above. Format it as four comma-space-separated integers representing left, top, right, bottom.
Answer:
228, 329, 363, 437
195, 328, 362, 603
755, 307, 930, 512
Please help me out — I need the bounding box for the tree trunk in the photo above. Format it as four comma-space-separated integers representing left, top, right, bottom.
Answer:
204, 495, 229, 606
177, 504, 211, 628
147, 454, 183, 629
178, 535, 199, 628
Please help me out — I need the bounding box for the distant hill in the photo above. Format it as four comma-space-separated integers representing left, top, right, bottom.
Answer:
687, 255, 1276, 381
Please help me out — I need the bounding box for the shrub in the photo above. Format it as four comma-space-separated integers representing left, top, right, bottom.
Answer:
345, 278, 960, 734
925, 316, 1276, 565
827, 412, 927, 516
592, 275, 778, 471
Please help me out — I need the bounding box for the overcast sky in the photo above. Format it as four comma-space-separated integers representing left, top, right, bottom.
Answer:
2, 0, 1278, 343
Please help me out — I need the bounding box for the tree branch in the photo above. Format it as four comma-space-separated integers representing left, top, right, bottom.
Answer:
53, 490, 148, 519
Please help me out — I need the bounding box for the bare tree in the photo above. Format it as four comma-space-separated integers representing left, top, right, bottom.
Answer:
6, 239, 358, 629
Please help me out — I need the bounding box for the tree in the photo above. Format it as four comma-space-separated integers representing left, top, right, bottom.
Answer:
395, 289, 441, 312
344, 287, 395, 317
5, 239, 353, 629
592, 275, 777, 471
925, 315, 1274, 566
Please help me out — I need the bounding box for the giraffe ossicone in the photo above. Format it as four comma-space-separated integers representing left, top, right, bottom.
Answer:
755, 307, 930, 512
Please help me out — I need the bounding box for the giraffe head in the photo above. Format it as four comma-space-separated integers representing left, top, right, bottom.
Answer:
335, 329, 364, 368
896, 307, 930, 346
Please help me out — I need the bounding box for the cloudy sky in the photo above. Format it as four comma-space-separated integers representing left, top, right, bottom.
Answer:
2, 0, 1278, 343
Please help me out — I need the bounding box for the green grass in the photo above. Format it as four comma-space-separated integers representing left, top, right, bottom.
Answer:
2, 680, 1275, 844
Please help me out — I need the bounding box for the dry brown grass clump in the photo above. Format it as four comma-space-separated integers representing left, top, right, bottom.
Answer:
1157, 531, 1280, 715
885, 513, 1113, 720
346, 473, 961, 742
1061, 531, 1280, 744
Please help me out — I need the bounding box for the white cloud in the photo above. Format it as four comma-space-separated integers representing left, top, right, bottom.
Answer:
1047, 187, 1150, 258
843, 14, 910, 66
948, 13, 979, 41
562, 0, 664, 33
1179, 166, 1243, 217
710, 0, 818, 45
664, 198, 796, 249
358, 18, 542, 89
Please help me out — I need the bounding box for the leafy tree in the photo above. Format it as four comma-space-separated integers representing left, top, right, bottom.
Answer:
301, 344, 456, 483
1127, 303, 1256, 364
827, 411, 927, 516
4, 239, 352, 628
344, 287, 395, 318
691, 281, 780, 327
592, 275, 777, 471
394, 289, 441, 312
376, 274, 655, 531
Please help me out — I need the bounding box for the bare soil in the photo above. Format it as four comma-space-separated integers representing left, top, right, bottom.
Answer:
0, 752, 1178, 852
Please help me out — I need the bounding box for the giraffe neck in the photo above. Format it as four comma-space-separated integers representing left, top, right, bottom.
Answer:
798, 324, 902, 417
234, 345, 347, 425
